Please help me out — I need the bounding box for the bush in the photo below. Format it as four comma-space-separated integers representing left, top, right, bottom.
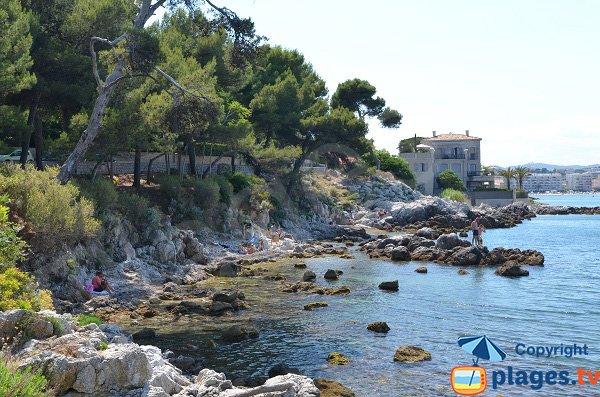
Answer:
515, 189, 529, 199
0, 165, 100, 243
229, 172, 253, 193
77, 177, 119, 212
213, 176, 234, 206
0, 360, 49, 397
437, 170, 466, 191
440, 188, 470, 203
192, 179, 220, 210
374, 150, 416, 187
0, 267, 53, 312
157, 175, 184, 201
77, 313, 103, 326
0, 196, 28, 270
118, 193, 161, 229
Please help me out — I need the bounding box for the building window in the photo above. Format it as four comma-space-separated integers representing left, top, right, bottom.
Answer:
451, 163, 461, 174
437, 163, 448, 173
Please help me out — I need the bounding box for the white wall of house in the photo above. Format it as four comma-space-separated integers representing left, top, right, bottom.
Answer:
399, 151, 435, 195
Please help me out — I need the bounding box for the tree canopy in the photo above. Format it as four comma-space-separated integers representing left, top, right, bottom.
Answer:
437, 170, 465, 191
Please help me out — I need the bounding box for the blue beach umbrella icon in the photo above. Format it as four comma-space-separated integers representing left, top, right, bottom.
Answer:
458, 335, 507, 386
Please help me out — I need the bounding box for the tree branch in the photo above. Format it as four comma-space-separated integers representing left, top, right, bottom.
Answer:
90, 38, 102, 88
154, 66, 209, 100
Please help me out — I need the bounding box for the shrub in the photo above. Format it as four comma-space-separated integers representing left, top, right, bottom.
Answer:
515, 189, 529, 199
437, 170, 466, 191
99, 341, 108, 351
213, 176, 234, 206
76, 178, 118, 212
374, 150, 416, 187
0, 195, 28, 270
0, 360, 49, 397
440, 188, 470, 203
192, 179, 220, 210
118, 193, 161, 229
157, 175, 184, 200
0, 267, 53, 312
77, 313, 103, 326
229, 172, 253, 193
0, 165, 100, 243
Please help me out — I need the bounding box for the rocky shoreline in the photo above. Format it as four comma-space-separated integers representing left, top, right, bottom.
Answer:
6, 174, 596, 396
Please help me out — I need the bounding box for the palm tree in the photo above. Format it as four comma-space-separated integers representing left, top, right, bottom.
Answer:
499, 167, 516, 190
513, 166, 532, 190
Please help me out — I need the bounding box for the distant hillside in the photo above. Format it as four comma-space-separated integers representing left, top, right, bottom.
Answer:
511, 162, 600, 170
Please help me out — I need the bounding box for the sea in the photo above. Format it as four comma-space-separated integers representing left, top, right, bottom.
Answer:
143, 194, 600, 397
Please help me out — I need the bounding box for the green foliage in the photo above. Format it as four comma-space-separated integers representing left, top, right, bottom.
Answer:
0, 106, 31, 148
398, 136, 425, 153
99, 341, 108, 350
0, 267, 53, 311
118, 193, 161, 229
374, 150, 416, 187
77, 178, 119, 213
157, 175, 184, 200
515, 189, 529, 199
0, 0, 36, 97
77, 313, 103, 326
229, 172, 253, 193
213, 176, 234, 206
437, 170, 466, 191
499, 167, 515, 190
0, 166, 100, 244
0, 195, 28, 270
331, 79, 385, 119
192, 179, 220, 210
440, 188, 469, 203
0, 360, 49, 397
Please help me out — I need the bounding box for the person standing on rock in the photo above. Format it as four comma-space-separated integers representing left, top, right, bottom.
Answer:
471, 216, 481, 246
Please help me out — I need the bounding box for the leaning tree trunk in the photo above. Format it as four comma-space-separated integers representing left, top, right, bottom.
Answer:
34, 112, 44, 170
146, 153, 166, 184
57, 67, 123, 183
133, 147, 142, 190
186, 136, 197, 176
21, 95, 39, 167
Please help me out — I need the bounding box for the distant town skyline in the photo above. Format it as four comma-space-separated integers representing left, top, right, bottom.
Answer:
153, 0, 600, 166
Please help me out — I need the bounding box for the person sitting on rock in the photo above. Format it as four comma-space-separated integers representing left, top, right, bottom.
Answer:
246, 243, 257, 254
92, 271, 113, 294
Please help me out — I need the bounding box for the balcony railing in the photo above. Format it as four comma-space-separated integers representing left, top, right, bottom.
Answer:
468, 171, 481, 177
437, 154, 466, 159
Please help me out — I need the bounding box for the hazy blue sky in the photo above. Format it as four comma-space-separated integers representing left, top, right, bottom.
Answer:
155, 0, 600, 166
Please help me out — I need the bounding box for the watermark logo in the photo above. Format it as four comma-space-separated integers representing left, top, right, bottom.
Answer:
451, 335, 507, 396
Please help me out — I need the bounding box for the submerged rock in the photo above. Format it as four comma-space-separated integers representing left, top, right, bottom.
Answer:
304, 302, 329, 311
132, 327, 157, 340
327, 352, 351, 365
221, 324, 259, 341
367, 322, 391, 333
378, 280, 399, 291
314, 378, 356, 397
414, 266, 428, 274
393, 346, 432, 363
268, 363, 302, 377
457, 269, 470, 275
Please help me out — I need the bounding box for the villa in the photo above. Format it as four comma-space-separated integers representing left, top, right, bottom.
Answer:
399, 131, 494, 195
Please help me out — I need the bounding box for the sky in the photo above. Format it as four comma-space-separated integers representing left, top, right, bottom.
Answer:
153, 0, 600, 166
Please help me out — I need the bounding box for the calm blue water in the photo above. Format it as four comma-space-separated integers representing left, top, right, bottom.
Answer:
147, 195, 600, 397
536, 194, 600, 207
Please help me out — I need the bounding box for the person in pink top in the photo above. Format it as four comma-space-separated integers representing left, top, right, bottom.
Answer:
92, 271, 113, 293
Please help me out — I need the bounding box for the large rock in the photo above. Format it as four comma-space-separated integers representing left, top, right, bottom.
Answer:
436, 233, 461, 250
378, 280, 399, 291
390, 246, 410, 261
495, 261, 530, 277
221, 324, 259, 341
132, 327, 157, 340
416, 227, 435, 239
324, 269, 339, 280
268, 363, 302, 378
303, 270, 317, 282
448, 246, 482, 266
393, 346, 432, 363
367, 322, 390, 333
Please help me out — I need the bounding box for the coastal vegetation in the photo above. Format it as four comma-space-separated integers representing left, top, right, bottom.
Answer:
0, 360, 49, 397
437, 170, 466, 191
440, 188, 469, 203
